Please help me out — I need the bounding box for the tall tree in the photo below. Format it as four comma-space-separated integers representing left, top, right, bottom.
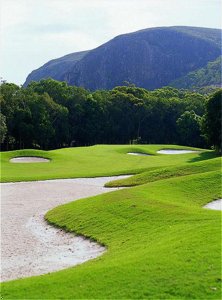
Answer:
0, 113, 7, 144
201, 89, 222, 152
176, 111, 204, 147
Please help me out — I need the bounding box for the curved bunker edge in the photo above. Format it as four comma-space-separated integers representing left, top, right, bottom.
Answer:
10, 157, 50, 163
1, 175, 129, 282
157, 149, 200, 155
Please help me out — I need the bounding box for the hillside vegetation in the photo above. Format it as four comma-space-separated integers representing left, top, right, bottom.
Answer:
170, 56, 221, 90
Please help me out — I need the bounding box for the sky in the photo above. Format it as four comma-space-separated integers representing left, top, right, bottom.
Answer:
1, 0, 221, 85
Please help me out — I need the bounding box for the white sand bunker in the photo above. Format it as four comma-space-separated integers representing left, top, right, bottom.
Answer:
203, 199, 222, 211
157, 149, 199, 155
1, 175, 129, 282
127, 152, 150, 156
10, 156, 50, 163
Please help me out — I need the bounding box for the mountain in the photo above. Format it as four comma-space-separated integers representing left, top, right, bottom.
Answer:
170, 56, 222, 89
24, 51, 89, 84
24, 26, 221, 90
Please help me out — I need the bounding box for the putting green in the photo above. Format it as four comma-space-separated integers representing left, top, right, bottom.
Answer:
0, 144, 211, 182
1, 145, 221, 299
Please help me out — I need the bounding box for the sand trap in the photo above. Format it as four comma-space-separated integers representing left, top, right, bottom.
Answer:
157, 149, 199, 154
10, 156, 50, 163
0, 175, 129, 282
203, 199, 222, 211
127, 152, 150, 156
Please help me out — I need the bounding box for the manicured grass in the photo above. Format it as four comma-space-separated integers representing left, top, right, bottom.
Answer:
1, 171, 221, 299
105, 156, 221, 187
1, 145, 221, 299
0, 144, 207, 182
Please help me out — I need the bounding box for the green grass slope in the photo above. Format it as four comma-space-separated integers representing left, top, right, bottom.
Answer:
105, 156, 221, 187
0, 145, 206, 182
1, 170, 221, 299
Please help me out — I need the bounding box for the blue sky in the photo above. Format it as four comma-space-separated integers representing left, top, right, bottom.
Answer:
1, 0, 221, 85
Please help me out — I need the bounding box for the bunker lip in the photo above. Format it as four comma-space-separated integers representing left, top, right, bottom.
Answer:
10, 156, 50, 163
1, 175, 129, 282
127, 152, 150, 156
203, 199, 222, 211
157, 149, 200, 155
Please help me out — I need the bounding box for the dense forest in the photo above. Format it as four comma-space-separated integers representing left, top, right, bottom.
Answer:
0, 79, 221, 151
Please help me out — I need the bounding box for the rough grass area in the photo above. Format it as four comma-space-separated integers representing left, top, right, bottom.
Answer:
0, 144, 206, 182
1, 145, 221, 299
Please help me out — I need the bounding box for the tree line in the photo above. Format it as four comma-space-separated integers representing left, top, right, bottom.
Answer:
0, 79, 221, 151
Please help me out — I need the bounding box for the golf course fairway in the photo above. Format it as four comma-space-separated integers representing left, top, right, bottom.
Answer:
1, 145, 221, 299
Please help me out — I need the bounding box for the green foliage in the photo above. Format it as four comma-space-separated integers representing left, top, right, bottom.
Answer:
0, 113, 7, 143
0, 82, 69, 149
201, 90, 222, 152
170, 56, 221, 91
176, 111, 204, 147
0, 80, 212, 150
1, 146, 221, 299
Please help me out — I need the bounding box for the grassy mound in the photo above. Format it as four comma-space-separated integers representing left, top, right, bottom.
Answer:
1, 145, 221, 299
105, 157, 221, 187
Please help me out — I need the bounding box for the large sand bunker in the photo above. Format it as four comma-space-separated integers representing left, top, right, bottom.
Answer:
1, 176, 129, 282
10, 156, 50, 163
157, 149, 199, 154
